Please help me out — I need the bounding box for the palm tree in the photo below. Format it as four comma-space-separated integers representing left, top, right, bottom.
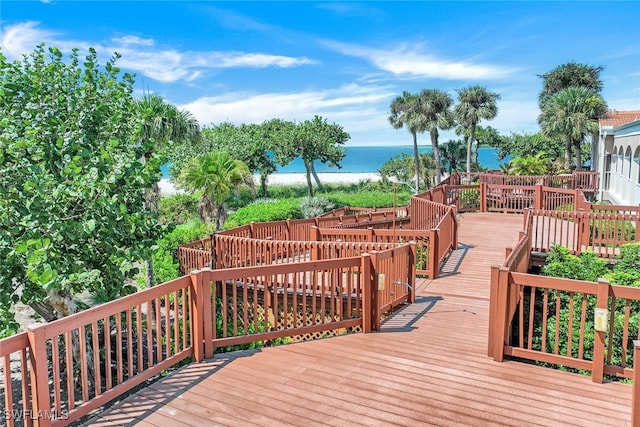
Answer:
134, 94, 200, 287
179, 151, 253, 231
439, 139, 467, 174
454, 86, 500, 174
418, 89, 455, 184
538, 87, 607, 170
389, 91, 427, 193
538, 62, 604, 107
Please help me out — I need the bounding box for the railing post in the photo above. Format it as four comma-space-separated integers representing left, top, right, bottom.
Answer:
210, 232, 217, 269
249, 222, 255, 238
449, 205, 458, 250
361, 253, 373, 333
632, 340, 640, 426
369, 251, 381, 331
576, 209, 587, 252
592, 278, 610, 383
26, 323, 53, 427
480, 182, 487, 212
429, 229, 440, 280
408, 241, 417, 304
488, 265, 500, 358
534, 184, 543, 210
190, 269, 205, 362
492, 267, 510, 362
310, 226, 320, 261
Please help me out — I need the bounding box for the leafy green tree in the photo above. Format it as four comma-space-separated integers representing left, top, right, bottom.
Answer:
454, 86, 500, 174
538, 87, 607, 170
389, 91, 425, 193
418, 89, 455, 184
0, 45, 165, 336
178, 151, 253, 230
275, 116, 349, 197
492, 131, 564, 165
456, 125, 506, 166
378, 152, 435, 192
198, 120, 279, 197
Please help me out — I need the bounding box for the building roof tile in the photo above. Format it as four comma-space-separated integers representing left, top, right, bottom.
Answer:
600, 110, 640, 127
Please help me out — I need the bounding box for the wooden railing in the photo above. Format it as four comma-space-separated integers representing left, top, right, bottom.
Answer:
1, 276, 195, 426
528, 209, 639, 258
1, 247, 410, 426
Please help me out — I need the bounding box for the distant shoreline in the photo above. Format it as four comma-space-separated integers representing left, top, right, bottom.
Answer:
159, 172, 382, 195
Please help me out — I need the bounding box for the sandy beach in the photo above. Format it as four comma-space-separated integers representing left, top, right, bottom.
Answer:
159, 172, 382, 195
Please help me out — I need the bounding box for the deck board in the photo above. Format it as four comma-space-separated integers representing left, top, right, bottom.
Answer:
86, 213, 632, 426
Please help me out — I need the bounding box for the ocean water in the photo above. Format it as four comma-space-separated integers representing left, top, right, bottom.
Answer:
276, 146, 508, 173
161, 146, 508, 178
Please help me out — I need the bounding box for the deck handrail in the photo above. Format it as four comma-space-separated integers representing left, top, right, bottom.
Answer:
1, 248, 412, 426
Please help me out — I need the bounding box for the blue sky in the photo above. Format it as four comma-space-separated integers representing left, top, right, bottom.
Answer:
1, 1, 639, 146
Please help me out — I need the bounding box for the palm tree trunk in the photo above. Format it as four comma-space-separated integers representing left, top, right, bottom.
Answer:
565, 140, 572, 171
430, 130, 442, 184
467, 123, 476, 174
574, 140, 582, 170
412, 131, 420, 193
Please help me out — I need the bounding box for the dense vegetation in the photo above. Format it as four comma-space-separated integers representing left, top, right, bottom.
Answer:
0, 41, 611, 339
529, 243, 640, 374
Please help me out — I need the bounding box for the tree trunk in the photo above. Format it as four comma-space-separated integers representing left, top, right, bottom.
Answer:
260, 174, 268, 197
430, 130, 442, 184
412, 131, 420, 193
467, 123, 476, 174
304, 160, 314, 197
310, 162, 324, 191
565, 140, 572, 171
574, 139, 582, 171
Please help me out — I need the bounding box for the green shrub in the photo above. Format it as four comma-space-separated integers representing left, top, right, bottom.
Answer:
542, 244, 607, 282
159, 193, 201, 225
327, 191, 411, 208
224, 199, 302, 229
139, 220, 215, 287
300, 197, 335, 218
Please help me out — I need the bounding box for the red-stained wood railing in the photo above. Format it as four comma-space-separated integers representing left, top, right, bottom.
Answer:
1, 245, 409, 426
528, 209, 639, 258
2, 276, 195, 427
1, 332, 33, 427
492, 272, 640, 384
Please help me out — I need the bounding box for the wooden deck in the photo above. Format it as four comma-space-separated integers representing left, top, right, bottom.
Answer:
85, 213, 632, 426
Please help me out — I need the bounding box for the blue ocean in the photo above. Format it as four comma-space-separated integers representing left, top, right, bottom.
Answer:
162, 146, 507, 178
276, 146, 508, 173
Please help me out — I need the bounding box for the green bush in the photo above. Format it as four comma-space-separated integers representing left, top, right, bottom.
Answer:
224, 199, 303, 229
159, 193, 201, 225
542, 244, 607, 282
300, 197, 335, 218
139, 220, 215, 287
327, 190, 411, 208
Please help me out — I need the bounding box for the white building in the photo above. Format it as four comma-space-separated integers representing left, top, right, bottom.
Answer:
593, 111, 640, 205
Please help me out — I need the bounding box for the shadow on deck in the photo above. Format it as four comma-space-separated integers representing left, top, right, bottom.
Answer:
86, 213, 632, 427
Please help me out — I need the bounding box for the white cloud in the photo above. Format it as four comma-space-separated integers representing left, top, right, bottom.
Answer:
0, 21, 57, 59
179, 83, 399, 144
1, 21, 315, 83
324, 41, 517, 81
111, 35, 155, 46
218, 52, 315, 68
